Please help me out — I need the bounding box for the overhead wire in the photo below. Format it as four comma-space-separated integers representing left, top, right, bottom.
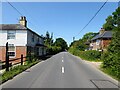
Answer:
74, 0, 108, 39
6, 0, 45, 36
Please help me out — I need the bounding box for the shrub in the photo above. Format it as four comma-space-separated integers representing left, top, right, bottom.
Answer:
79, 50, 101, 61
69, 48, 102, 61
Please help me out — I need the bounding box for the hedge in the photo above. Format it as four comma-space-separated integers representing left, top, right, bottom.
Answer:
69, 48, 102, 61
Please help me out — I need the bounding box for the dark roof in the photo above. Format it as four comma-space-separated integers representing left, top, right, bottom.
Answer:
91, 31, 112, 41
0, 24, 28, 30
0, 24, 44, 39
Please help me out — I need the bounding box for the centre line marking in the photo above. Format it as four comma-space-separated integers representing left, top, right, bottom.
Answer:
62, 67, 65, 73
62, 60, 64, 62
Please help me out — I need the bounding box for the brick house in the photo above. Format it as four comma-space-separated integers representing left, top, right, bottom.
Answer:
90, 28, 112, 51
0, 16, 46, 63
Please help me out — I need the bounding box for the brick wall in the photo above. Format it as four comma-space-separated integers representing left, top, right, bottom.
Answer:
91, 39, 111, 50
0, 46, 27, 64
0, 46, 6, 62
101, 39, 111, 49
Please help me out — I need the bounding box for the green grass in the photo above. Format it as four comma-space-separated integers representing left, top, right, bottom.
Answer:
1, 60, 40, 84
100, 64, 120, 81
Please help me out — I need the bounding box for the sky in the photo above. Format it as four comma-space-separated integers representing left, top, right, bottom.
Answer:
1, 2, 118, 45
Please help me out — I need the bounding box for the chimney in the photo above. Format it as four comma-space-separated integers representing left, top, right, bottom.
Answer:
19, 16, 27, 27
99, 28, 105, 35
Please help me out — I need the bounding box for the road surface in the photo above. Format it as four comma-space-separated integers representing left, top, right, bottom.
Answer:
1, 52, 119, 89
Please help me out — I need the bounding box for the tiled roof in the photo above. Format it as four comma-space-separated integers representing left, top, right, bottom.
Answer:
0, 24, 28, 30
0, 24, 44, 39
91, 31, 112, 41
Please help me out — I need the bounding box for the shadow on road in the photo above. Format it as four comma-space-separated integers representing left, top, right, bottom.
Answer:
38, 55, 53, 61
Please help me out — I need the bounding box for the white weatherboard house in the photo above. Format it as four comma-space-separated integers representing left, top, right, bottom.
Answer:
0, 16, 46, 62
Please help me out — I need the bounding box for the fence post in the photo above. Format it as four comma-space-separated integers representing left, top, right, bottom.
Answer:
5, 42, 9, 71
21, 54, 23, 65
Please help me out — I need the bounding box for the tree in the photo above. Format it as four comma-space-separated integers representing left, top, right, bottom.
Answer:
69, 32, 97, 51
44, 31, 54, 54
54, 38, 68, 51
102, 7, 120, 30
103, 15, 115, 30
82, 32, 98, 41
102, 7, 120, 80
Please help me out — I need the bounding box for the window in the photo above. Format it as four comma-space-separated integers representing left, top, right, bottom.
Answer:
32, 34, 34, 42
8, 44, 15, 57
7, 30, 16, 39
90, 43, 93, 46
96, 40, 100, 45
8, 52, 15, 57
37, 37, 39, 42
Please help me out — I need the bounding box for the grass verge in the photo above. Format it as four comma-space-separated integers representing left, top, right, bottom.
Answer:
1, 60, 40, 84
100, 65, 120, 82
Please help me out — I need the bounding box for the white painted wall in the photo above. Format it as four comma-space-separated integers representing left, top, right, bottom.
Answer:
27, 30, 44, 47
0, 30, 27, 46
0, 29, 46, 55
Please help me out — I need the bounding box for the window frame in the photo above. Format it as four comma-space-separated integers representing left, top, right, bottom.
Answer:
8, 44, 16, 58
7, 30, 16, 40
32, 34, 34, 42
96, 39, 100, 45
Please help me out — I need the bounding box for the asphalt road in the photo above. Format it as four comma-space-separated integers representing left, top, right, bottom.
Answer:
1, 52, 119, 89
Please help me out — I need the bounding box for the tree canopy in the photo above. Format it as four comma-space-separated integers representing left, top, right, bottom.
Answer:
54, 38, 68, 51
103, 7, 120, 31
44, 31, 68, 54
69, 32, 97, 51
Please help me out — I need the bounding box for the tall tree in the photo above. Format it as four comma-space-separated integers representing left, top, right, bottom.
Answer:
44, 31, 53, 46
44, 31, 54, 54
103, 15, 115, 30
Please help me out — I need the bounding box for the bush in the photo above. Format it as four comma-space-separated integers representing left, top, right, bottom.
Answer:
79, 50, 101, 61
102, 29, 120, 80
102, 51, 120, 80
69, 48, 102, 61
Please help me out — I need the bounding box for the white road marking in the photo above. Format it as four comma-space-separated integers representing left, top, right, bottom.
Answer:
62, 57, 63, 59
62, 67, 65, 73
62, 60, 64, 62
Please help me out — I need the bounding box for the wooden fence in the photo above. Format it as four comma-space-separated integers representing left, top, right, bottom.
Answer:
0, 54, 27, 71
0, 42, 28, 71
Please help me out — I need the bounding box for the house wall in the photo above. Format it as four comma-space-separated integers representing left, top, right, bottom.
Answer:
91, 40, 101, 50
91, 39, 111, 51
0, 30, 27, 62
0, 30, 27, 46
27, 30, 44, 47
0, 29, 46, 62
27, 30, 45, 56
101, 39, 111, 50
0, 46, 26, 63
0, 46, 6, 61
